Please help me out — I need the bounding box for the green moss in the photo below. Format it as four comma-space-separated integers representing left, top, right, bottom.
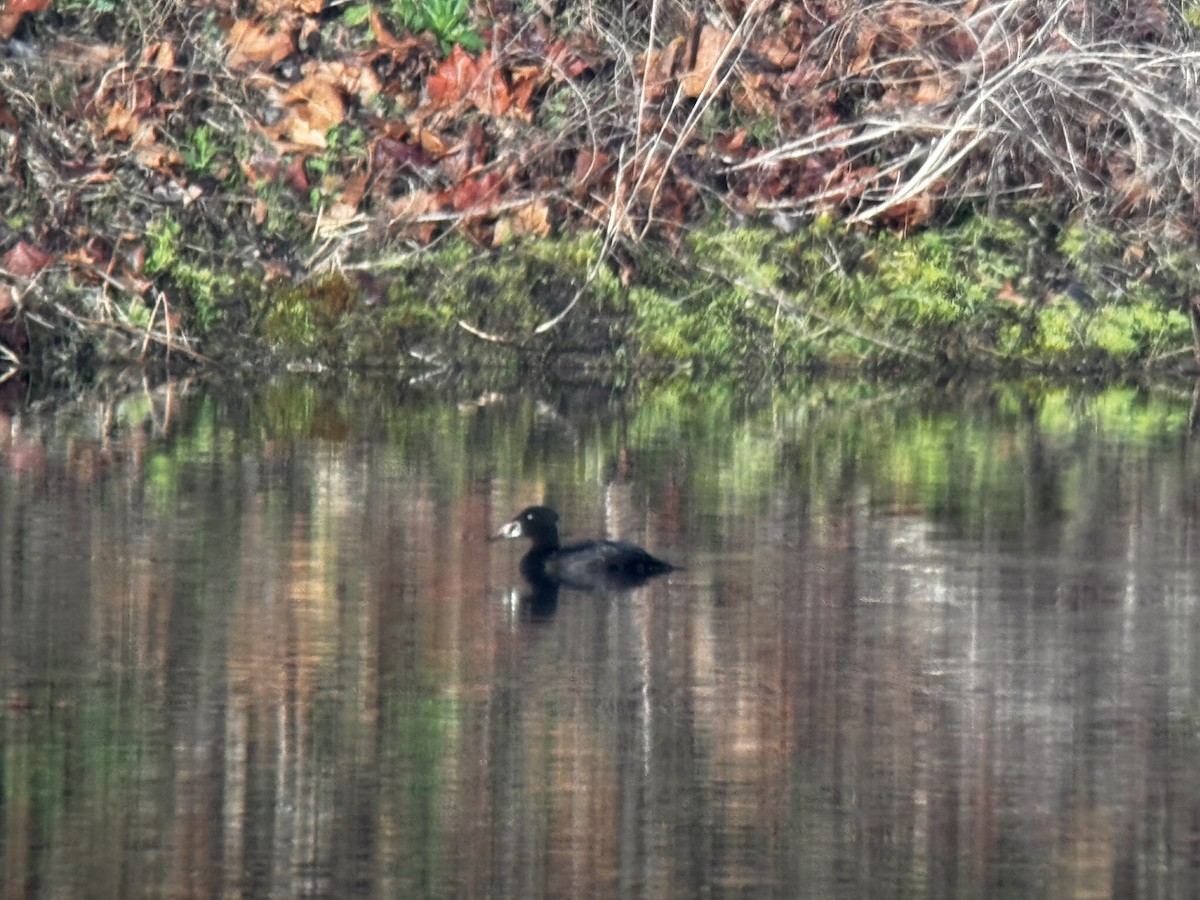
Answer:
97, 209, 1200, 374
144, 214, 237, 334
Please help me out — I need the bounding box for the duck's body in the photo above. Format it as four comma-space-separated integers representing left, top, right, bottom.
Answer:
494, 506, 675, 592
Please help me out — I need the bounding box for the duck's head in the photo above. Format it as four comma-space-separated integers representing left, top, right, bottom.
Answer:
492, 506, 561, 548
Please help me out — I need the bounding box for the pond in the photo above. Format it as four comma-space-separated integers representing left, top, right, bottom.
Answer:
1, 375, 1199, 898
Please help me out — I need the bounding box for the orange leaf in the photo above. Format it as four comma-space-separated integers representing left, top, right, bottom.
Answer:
2, 241, 52, 278
508, 65, 543, 120
103, 101, 141, 141
414, 128, 451, 158
0, 0, 51, 40
428, 45, 477, 108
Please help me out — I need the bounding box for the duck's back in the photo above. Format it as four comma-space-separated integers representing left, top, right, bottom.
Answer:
544, 539, 675, 590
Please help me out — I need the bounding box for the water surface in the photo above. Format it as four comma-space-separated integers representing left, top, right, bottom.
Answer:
1, 377, 1199, 898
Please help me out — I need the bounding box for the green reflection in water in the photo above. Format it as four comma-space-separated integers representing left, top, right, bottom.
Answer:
1, 374, 1198, 898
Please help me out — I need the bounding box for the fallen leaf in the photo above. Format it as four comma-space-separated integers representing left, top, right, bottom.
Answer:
141, 40, 175, 70
0, 0, 51, 40
226, 20, 295, 71
279, 73, 346, 147
0, 96, 16, 132
309, 60, 382, 105
284, 156, 309, 193
997, 280, 1026, 306
326, 172, 369, 222
447, 172, 503, 212
389, 188, 441, 220
681, 26, 735, 98
468, 51, 510, 117
427, 45, 477, 108
103, 101, 141, 141
257, 0, 324, 13
572, 150, 610, 192
506, 200, 550, 240
508, 64, 544, 117
1, 241, 52, 278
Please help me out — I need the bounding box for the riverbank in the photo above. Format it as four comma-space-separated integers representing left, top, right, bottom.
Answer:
2, 0, 1200, 381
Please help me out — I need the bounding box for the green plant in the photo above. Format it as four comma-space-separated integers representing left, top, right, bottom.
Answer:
307, 125, 368, 210
391, 0, 483, 54
181, 124, 221, 176
145, 215, 233, 334
56, 0, 118, 11
344, 0, 483, 54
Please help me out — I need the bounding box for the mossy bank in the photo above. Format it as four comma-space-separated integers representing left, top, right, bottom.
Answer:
142, 211, 1195, 382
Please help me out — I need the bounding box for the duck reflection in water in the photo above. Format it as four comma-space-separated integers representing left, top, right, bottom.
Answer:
491, 506, 676, 616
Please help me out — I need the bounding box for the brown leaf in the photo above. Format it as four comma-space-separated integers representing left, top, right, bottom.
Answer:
0, 95, 15, 133
997, 280, 1026, 306
0, 0, 51, 40
279, 73, 346, 147
508, 65, 544, 117
681, 26, 735, 99
311, 60, 383, 106
103, 101, 141, 141
284, 156, 310, 193
428, 45, 477, 109
326, 172, 369, 222
1, 241, 52, 278
572, 150, 610, 192
413, 127, 452, 158
226, 20, 296, 71
447, 172, 503, 212
255, 0, 323, 13
370, 9, 425, 56
495, 200, 550, 243
467, 51, 510, 117
141, 40, 175, 70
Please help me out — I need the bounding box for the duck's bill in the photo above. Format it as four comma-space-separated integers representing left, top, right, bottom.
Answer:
489, 520, 523, 541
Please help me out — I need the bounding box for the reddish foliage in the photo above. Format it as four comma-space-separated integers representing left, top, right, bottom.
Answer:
2, 242, 52, 278
0, 0, 50, 40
